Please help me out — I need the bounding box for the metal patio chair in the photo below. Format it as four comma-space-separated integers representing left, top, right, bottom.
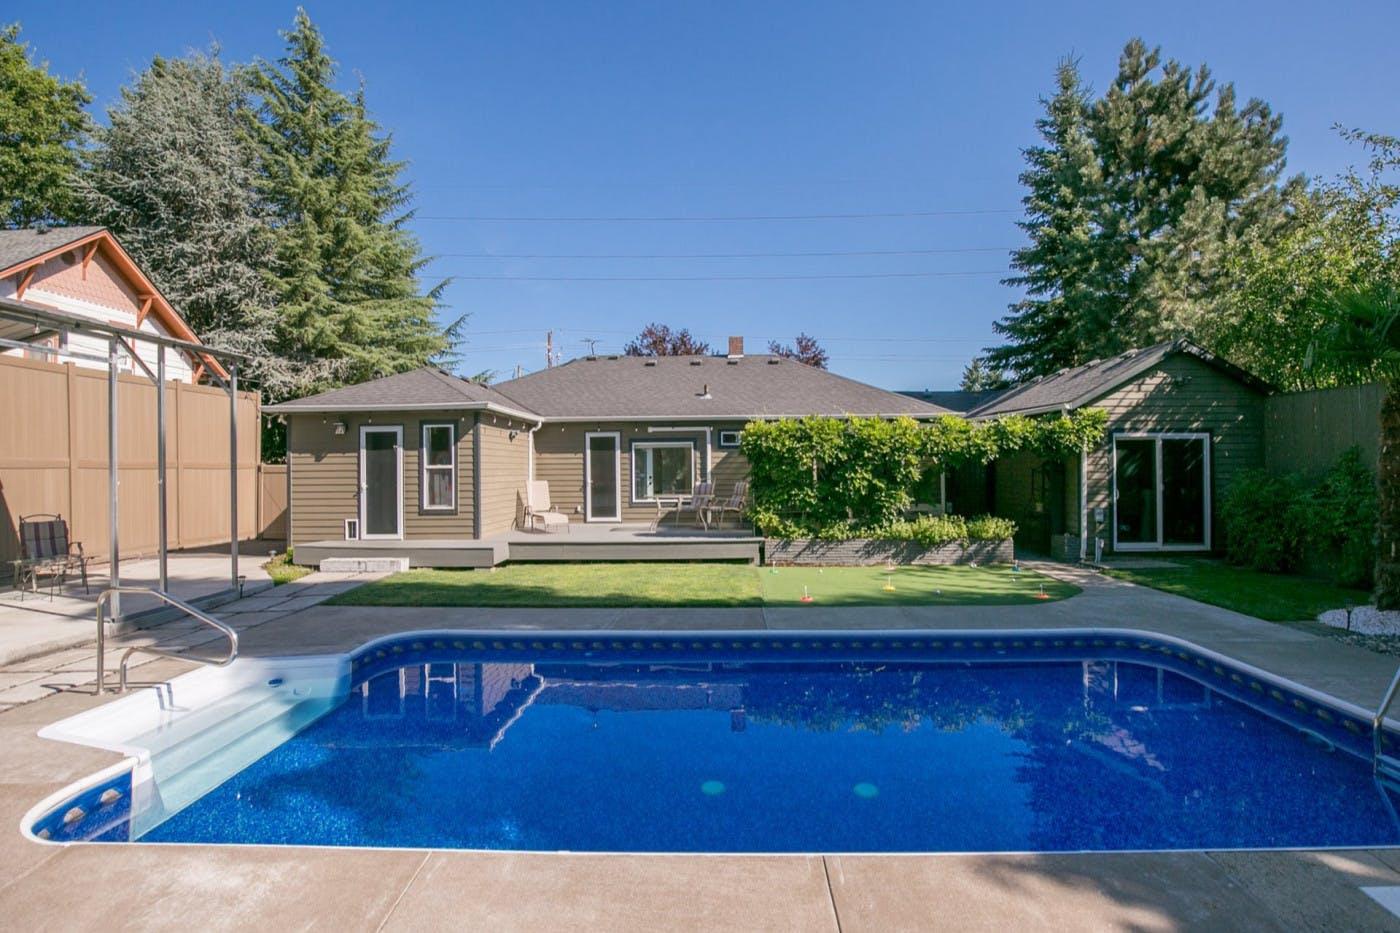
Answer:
12, 513, 88, 599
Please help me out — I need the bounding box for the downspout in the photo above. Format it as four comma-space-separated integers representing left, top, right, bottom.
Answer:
526, 421, 542, 484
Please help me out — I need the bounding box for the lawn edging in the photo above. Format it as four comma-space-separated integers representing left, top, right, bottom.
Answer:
764, 537, 1013, 566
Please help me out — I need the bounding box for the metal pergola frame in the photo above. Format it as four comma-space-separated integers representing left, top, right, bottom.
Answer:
0, 297, 251, 618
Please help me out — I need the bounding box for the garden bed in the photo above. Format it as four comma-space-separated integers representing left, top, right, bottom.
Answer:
764, 537, 1014, 566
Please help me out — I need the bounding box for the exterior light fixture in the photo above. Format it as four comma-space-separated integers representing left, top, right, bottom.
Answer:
333, 420, 347, 435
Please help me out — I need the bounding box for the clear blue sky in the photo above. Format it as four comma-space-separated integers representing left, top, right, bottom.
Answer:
12, 1, 1400, 389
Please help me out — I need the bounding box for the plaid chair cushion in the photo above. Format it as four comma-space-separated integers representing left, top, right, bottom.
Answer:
20, 518, 70, 561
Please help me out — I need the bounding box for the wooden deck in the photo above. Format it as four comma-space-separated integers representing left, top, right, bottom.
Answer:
294, 523, 762, 568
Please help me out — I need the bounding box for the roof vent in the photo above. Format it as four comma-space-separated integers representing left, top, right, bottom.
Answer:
689, 359, 702, 366
767, 358, 781, 365
698, 383, 712, 399
726, 358, 739, 365
643, 359, 657, 367
607, 354, 619, 360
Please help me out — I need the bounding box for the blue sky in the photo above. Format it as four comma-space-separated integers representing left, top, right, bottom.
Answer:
12, 1, 1400, 389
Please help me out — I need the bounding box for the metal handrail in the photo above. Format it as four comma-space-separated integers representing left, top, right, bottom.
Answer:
95, 586, 239, 694
1375, 664, 1400, 768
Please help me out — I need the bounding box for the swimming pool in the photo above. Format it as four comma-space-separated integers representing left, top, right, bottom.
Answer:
27, 630, 1400, 853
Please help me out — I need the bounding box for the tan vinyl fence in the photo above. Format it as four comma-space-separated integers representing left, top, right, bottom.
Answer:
1264, 383, 1383, 479
0, 353, 261, 576
259, 463, 288, 540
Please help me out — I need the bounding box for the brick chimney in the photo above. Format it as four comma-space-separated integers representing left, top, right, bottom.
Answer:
727, 335, 744, 358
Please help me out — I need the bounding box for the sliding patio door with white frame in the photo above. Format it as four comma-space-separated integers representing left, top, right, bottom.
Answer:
359, 425, 404, 539
1111, 433, 1211, 551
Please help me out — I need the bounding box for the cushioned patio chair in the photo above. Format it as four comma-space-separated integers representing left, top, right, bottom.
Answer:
711, 480, 749, 529
523, 481, 570, 533
12, 513, 88, 599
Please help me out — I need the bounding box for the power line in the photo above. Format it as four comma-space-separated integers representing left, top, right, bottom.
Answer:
443, 269, 1008, 282
427, 246, 1015, 260
417, 208, 1017, 223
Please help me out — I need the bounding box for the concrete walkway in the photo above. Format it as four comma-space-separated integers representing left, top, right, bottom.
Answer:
0, 543, 281, 668
2, 563, 1400, 930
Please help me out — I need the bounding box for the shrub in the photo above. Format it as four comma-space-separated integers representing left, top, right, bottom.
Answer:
965, 515, 1018, 541
1220, 471, 1308, 573
1307, 447, 1377, 588
1220, 448, 1377, 588
872, 515, 968, 547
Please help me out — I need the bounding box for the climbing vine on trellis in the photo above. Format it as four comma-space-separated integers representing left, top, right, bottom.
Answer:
739, 410, 1107, 538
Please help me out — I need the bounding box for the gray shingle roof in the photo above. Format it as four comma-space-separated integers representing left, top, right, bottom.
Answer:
899, 389, 1008, 414
491, 354, 951, 419
0, 226, 106, 273
264, 367, 539, 418
967, 338, 1271, 418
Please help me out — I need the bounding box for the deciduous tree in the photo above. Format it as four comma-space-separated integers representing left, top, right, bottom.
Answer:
767, 333, 829, 369
622, 323, 711, 356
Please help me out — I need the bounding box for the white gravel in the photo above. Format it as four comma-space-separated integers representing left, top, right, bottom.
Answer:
1317, 605, 1400, 636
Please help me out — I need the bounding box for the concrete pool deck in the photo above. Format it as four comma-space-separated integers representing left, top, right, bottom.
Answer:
2, 563, 1399, 930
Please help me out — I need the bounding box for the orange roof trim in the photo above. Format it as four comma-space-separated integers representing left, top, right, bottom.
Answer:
0, 229, 230, 381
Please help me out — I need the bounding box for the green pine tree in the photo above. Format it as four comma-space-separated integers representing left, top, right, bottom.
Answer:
0, 23, 90, 227
989, 39, 1299, 378
78, 52, 305, 397
959, 356, 1011, 392
246, 9, 459, 392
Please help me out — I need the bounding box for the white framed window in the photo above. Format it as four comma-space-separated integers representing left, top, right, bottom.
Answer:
632, 441, 695, 502
420, 422, 456, 511
718, 429, 742, 448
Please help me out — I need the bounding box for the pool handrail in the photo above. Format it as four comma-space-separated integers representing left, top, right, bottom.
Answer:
95, 586, 239, 694
1374, 662, 1400, 772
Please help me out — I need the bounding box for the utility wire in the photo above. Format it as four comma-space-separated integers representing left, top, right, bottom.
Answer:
427, 246, 1015, 260
417, 208, 1016, 223
443, 269, 1008, 282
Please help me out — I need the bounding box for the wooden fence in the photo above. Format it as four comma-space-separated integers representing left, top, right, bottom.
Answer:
259, 463, 288, 540
0, 353, 261, 575
1263, 383, 1383, 479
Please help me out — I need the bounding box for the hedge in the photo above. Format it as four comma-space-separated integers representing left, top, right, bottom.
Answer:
740, 411, 1106, 538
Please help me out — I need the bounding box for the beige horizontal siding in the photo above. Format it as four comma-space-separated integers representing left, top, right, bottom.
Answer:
288, 410, 476, 546
532, 422, 751, 524
477, 416, 531, 535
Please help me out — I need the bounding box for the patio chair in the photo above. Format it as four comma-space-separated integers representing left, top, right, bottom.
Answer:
657, 481, 715, 530
523, 481, 570, 533
12, 513, 88, 599
711, 480, 749, 529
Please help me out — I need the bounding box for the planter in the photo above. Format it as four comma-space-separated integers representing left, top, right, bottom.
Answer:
763, 538, 1013, 567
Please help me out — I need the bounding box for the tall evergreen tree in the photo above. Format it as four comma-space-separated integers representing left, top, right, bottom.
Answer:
958, 356, 1011, 392
246, 9, 457, 391
0, 23, 89, 227
78, 52, 309, 396
988, 40, 1298, 378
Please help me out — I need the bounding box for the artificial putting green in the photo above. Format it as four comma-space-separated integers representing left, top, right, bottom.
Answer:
326, 561, 1078, 608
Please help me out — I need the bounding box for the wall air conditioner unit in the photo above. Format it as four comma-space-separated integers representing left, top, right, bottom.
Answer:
344, 518, 360, 540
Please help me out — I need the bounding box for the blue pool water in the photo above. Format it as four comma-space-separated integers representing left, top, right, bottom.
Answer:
122, 635, 1400, 853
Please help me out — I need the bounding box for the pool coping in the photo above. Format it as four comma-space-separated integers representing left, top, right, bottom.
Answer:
21, 625, 1400, 856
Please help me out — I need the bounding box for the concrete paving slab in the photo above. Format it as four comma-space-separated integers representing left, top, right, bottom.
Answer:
1206, 849, 1400, 931
826, 852, 1285, 932
0, 844, 429, 931
381, 852, 836, 932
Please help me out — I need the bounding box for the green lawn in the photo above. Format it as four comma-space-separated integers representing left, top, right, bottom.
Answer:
326, 562, 1079, 609
1102, 559, 1370, 622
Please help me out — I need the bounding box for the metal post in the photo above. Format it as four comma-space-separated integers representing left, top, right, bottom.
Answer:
107, 339, 121, 619
157, 346, 168, 593
229, 361, 239, 594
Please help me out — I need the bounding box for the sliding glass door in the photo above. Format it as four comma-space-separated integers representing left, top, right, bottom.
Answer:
1112, 434, 1210, 550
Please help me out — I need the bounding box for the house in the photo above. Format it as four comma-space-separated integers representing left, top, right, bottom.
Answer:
907, 338, 1272, 559
265, 337, 947, 564
0, 226, 222, 382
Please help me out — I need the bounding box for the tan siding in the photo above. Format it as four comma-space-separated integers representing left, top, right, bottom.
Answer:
1077, 355, 1265, 553
288, 410, 476, 546
532, 422, 751, 524
477, 417, 531, 535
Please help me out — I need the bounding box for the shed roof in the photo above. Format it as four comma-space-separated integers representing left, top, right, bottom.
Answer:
967, 338, 1272, 418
